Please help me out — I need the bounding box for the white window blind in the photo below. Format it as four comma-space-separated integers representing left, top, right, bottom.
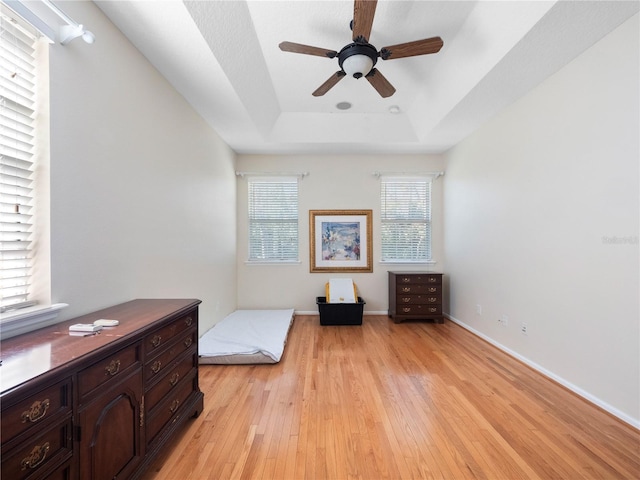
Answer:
1, 10, 38, 311
381, 177, 431, 262
248, 177, 299, 262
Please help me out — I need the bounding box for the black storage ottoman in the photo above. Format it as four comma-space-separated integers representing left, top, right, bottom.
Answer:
316, 296, 365, 325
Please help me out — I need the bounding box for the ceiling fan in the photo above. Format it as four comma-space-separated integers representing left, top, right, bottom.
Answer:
279, 0, 444, 98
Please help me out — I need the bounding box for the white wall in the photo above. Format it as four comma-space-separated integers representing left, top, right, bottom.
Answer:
236, 154, 445, 313
444, 14, 639, 425
48, 2, 237, 333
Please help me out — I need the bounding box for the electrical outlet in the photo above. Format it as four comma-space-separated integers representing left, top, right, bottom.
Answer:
521, 322, 528, 335
476, 304, 482, 315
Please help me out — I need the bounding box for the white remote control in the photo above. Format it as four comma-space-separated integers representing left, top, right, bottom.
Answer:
94, 319, 120, 327
69, 323, 103, 332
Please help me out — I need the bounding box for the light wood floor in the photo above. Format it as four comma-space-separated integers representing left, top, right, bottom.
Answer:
141, 315, 640, 480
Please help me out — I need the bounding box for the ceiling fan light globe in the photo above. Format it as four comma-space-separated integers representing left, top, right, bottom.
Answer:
342, 54, 373, 79
82, 30, 96, 44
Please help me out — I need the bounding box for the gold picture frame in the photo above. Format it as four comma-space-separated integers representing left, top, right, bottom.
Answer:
309, 209, 373, 273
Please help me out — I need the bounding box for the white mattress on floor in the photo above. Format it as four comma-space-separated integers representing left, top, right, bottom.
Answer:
199, 309, 295, 364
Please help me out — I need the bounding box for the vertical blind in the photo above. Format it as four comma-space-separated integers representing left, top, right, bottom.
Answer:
248, 177, 299, 261
381, 177, 431, 261
0, 10, 38, 311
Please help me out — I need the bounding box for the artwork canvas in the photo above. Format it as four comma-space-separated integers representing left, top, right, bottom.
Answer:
310, 210, 372, 272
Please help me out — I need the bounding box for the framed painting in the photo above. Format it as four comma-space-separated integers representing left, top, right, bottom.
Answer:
309, 209, 373, 273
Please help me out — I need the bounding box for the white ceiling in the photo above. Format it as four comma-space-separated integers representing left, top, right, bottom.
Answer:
94, 0, 639, 155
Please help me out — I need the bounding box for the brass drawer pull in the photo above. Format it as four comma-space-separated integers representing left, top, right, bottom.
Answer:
169, 399, 180, 413
401, 287, 411, 293
151, 360, 162, 374
402, 307, 411, 313
21, 399, 50, 423
428, 287, 437, 293
428, 277, 437, 282
429, 308, 438, 313
401, 297, 411, 303
428, 297, 437, 303
21, 442, 50, 470
151, 335, 162, 348
184, 316, 193, 327
401, 277, 411, 283
105, 360, 121, 376
169, 372, 180, 386
183, 337, 193, 348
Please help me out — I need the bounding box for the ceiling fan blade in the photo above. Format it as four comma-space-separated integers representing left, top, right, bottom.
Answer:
312, 71, 347, 96
279, 41, 337, 58
352, 0, 377, 43
380, 36, 444, 60
365, 68, 395, 98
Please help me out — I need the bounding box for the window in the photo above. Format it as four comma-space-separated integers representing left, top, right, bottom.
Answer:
380, 177, 431, 262
1, 9, 40, 312
248, 177, 299, 262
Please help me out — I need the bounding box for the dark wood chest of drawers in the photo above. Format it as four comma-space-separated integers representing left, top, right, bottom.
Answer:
0, 299, 203, 480
388, 272, 444, 323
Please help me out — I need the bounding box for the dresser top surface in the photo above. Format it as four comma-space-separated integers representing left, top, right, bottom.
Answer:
389, 271, 443, 275
0, 299, 200, 395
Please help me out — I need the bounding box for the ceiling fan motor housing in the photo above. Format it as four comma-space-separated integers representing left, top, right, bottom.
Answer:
338, 42, 378, 78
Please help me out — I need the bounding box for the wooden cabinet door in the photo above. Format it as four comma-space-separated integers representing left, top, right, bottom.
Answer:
77, 369, 144, 480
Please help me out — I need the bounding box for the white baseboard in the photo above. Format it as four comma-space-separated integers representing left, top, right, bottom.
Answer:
294, 310, 387, 316
444, 312, 640, 430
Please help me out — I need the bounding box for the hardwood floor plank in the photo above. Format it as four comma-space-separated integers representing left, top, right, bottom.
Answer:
140, 316, 640, 480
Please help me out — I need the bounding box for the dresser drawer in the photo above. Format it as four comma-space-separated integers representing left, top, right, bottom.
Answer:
1, 379, 71, 446
77, 344, 141, 401
396, 274, 441, 285
146, 371, 197, 445
1, 418, 73, 480
396, 294, 441, 305
145, 313, 196, 357
398, 304, 442, 316
145, 329, 196, 385
146, 350, 197, 411
397, 284, 441, 295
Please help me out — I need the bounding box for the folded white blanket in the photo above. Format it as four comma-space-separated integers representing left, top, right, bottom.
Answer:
199, 309, 294, 363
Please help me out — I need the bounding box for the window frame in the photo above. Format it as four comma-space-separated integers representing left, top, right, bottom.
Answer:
379, 176, 434, 264
1, 4, 65, 338
246, 176, 300, 264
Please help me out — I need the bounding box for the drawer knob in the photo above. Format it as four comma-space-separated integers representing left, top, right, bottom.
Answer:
151, 335, 162, 348
428, 278, 437, 283
151, 360, 162, 374
428, 287, 437, 293
428, 297, 437, 303
184, 316, 193, 327
169, 372, 180, 386
183, 337, 193, 348
401, 287, 411, 293
401, 297, 411, 303
105, 359, 121, 376
429, 308, 437, 313
169, 399, 180, 413
21, 442, 50, 470
402, 307, 411, 313
21, 399, 50, 423
401, 277, 410, 283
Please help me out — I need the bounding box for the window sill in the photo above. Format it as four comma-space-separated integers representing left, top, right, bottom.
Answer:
0, 303, 69, 340
245, 260, 301, 265
379, 260, 438, 265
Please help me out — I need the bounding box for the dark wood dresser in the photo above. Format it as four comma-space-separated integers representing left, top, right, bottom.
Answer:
388, 272, 444, 323
0, 299, 204, 480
